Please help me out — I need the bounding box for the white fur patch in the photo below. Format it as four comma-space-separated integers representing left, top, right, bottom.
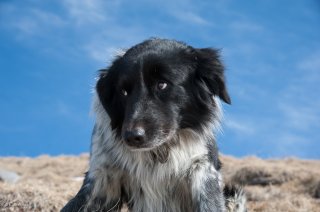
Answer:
86, 94, 225, 211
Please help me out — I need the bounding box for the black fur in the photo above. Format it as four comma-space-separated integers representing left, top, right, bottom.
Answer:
61, 38, 245, 212
96, 39, 229, 149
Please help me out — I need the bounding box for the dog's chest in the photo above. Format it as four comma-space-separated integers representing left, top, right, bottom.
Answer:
122, 146, 209, 212
125, 170, 193, 212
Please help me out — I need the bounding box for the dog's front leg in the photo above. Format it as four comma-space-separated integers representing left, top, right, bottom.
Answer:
61, 172, 93, 212
61, 125, 123, 212
190, 161, 225, 212
61, 167, 123, 212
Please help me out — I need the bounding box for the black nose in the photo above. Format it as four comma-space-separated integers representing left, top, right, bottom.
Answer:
124, 127, 145, 146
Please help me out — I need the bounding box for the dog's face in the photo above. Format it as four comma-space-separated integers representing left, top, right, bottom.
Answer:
97, 39, 230, 151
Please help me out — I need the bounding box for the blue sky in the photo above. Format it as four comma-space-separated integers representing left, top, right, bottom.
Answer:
0, 0, 319, 158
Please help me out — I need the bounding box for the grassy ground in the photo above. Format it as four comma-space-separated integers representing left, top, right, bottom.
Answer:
0, 154, 319, 211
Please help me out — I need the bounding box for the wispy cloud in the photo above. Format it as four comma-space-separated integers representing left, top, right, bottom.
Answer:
271, 133, 312, 158
229, 21, 264, 33
172, 11, 211, 25
279, 103, 320, 132
62, 0, 110, 25
55, 100, 85, 123
1, 5, 66, 37
0, 125, 34, 133
297, 51, 320, 81
224, 116, 256, 135
85, 44, 121, 63
276, 51, 320, 133
82, 23, 149, 63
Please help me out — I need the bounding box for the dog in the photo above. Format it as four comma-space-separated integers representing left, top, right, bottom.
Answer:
61, 38, 246, 212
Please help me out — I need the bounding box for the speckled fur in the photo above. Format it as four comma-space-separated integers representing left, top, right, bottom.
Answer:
61, 96, 243, 212
88, 96, 224, 212
61, 39, 246, 212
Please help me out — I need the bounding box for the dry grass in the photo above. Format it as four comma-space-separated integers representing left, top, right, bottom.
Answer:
222, 156, 320, 211
0, 155, 88, 212
0, 154, 319, 211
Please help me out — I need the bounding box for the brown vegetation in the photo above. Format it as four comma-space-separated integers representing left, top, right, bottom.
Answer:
0, 154, 319, 211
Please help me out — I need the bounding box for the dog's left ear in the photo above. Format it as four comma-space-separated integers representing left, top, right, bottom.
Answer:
195, 48, 231, 104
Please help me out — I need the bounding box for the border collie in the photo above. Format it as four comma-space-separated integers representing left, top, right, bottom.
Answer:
61, 38, 246, 212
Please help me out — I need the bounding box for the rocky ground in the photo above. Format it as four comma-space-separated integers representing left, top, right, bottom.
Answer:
0, 154, 319, 212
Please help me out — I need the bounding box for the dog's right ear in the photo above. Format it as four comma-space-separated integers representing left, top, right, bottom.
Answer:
96, 55, 124, 109
96, 69, 115, 111
96, 57, 126, 130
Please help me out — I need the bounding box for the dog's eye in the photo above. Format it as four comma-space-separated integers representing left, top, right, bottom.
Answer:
121, 89, 128, 96
157, 82, 167, 90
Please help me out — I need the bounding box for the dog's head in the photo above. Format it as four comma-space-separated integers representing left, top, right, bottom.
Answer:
96, 39, 230, 151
